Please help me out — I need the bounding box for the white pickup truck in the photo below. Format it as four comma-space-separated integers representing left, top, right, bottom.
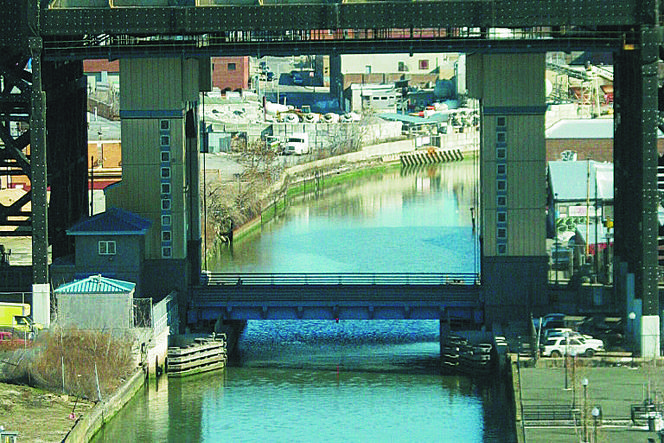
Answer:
540, 335, 604, 358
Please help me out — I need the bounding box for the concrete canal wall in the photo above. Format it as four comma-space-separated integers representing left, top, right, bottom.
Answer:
64, 368, 147, 443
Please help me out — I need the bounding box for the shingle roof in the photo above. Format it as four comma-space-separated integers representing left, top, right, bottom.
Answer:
549, 160, 613, 202
54, 274, 135, 294
67, 207, 151, 236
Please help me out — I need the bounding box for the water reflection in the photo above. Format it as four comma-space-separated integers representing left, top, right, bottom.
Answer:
209, 161, 480, 274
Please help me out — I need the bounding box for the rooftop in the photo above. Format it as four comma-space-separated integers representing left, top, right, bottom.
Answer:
54, 274, 135, 294
67, 207, 152, 236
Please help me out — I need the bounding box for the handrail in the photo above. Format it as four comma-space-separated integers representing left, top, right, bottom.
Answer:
199, 272, 480, 286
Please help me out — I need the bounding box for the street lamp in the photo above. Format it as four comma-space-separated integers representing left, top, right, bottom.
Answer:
591, 406, 601, 443
582, 378, 589, 443
628, 311, 637, 368
571, 349, 577, 408
564, 331, 569, 390
554, 192, 559, 286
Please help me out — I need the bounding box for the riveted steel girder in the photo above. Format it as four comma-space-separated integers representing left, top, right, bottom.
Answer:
38, 0, 642, 37
614, 27, 660, 316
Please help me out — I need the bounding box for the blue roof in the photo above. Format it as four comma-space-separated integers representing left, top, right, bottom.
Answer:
378, 113, 447, 125
67, 207, 151, 236
54, 274, 135, 294
549, 160, 613, 202
546, 118, 664, 139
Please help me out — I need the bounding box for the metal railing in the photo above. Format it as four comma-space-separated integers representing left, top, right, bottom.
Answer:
200, 272, 479, 286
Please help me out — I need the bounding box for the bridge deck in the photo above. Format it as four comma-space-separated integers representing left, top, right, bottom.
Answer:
189, 273, 483, 322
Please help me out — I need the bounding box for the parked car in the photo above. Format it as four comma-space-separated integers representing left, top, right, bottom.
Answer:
540, 335, 604, 358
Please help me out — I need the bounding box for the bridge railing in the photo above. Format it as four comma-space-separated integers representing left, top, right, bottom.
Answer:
200, 272, 479, 286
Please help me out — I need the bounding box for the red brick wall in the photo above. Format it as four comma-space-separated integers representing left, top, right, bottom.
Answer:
547, 139, 664, 162
212, 57, 249, 91
83, 59, 120, 73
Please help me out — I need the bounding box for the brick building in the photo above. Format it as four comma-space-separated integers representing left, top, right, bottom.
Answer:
211, 57, 250, 92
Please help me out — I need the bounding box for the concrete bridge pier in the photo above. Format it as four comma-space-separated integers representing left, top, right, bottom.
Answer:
466, 53, 548, 324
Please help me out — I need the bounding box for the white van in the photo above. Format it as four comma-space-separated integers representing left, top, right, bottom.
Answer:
285, 133, 309, 155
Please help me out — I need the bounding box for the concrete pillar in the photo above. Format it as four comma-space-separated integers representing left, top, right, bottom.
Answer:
466, 53, 548, 322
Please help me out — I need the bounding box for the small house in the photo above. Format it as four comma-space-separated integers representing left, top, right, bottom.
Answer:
54, 275, 135, 330
64, 207, 152, 296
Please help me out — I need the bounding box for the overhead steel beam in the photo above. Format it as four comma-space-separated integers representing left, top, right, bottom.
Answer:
40, 34, 625, 61
38, 1, 641, 37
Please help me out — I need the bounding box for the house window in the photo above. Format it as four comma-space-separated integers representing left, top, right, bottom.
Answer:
497, 116, 506, 128
98, 240, 116, 256
160, 120, 170, 131
161, 183, 171, 195
161, 215, 171, 227
365, 65, 372, 74
160, 135, 170, 147
497, 131, 506, 143
497, 244, 507, 255
419, 59, 429, 70
497, 195, 507, 207
497, 179, 507, 192
497, 227, 507, 239
497, 211, 507, 223
162, 246, 172, 258
228, 63, 236, 71
497, 164, 507, 175
161, 167, 171, 179
497, 147, 506, 160
161, 151, 171, 163
161, 198, 171, 211
398, 61, 407, 72
161, 230, 172, 242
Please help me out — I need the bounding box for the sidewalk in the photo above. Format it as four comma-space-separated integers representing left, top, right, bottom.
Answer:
517, 363, 664, 442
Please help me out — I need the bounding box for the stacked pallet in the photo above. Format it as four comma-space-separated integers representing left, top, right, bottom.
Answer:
166, 334, 227, 378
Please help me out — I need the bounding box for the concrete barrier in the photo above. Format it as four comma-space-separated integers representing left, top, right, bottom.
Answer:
64, 368, 147, 443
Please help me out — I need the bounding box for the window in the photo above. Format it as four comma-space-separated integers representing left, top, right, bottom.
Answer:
161, 230, 172, 242
365, 65, 372, 74
498, 244, 507, 255
98, 240, 116, 255
162, 246, 172, 258
398, 61, 407, 72
497, 211, 507, 223
497, 195, 507, 207
160, 120, 170, 131
497, 180, 507, 192
161, 151, 171, 163
496, 147, 506, 160
497, 131, 506, 143
161, 198, 171, 211
228, 63, 236, 71
419, 59, 429, 70
497, 227, 507, 239
497, 116, 506, 128
160, 135, 170, 147
161, 183, 171, 195
161, 215, 172, 227
161, 167, 171, 179
497, 164, 507, 175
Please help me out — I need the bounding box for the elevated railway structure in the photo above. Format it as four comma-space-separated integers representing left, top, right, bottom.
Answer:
0, 1, 661, 353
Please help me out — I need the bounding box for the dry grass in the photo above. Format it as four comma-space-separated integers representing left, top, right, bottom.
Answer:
26, 327, 135, 401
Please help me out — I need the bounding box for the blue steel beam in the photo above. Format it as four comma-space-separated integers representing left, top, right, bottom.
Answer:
189, 283, 482, 322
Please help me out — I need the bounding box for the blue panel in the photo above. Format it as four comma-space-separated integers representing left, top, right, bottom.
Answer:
120, 109, 184, 119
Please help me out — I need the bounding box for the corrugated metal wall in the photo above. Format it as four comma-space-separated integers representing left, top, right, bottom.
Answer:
471, 53, 546, 257
107, 57, 199, 261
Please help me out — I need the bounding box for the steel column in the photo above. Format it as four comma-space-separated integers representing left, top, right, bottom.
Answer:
614, 27, 660, 316
29, 36, 48, 286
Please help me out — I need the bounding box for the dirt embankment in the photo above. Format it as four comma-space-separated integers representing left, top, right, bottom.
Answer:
0, 380, 95, 442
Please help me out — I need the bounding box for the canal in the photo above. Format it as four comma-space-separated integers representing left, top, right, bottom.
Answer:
92, 160, 518, 442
